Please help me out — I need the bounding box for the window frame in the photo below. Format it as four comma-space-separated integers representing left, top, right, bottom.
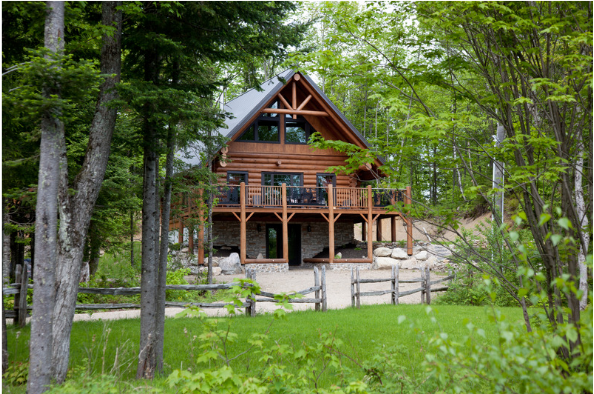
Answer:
227, 171, 249, 185
237, 100, 281, 143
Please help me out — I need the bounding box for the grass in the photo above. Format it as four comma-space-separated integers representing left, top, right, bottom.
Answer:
3, 303, 525, 392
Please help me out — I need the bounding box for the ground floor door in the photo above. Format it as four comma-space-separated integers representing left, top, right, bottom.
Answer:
266, 224, 302, 266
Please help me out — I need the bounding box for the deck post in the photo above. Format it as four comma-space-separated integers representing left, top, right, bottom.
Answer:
377, 217, 382, 242
405, 186, 413, 255
188, 226, 194, 254
328, 184, 334, 264
198, 190, 204, 264
367, 185, 373, 262
391, 216, 396, 242
178, 219, 183, 245
240, 182, 246, 265
282, 183, 288, 263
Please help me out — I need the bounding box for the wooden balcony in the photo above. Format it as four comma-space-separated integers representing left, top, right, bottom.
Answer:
173, 183, 412, 266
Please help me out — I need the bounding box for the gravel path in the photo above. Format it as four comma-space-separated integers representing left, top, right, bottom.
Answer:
72, 268, 436, 322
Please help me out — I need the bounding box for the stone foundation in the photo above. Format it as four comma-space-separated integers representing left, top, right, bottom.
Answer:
301, 263, 372, 271
212, 220, 355, 262
245, 263, 288, 273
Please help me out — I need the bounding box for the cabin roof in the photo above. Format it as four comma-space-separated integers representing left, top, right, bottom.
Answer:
179, 69, 380, 168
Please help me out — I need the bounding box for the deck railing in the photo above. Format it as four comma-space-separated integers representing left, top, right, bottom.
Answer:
214, 184, 407, 209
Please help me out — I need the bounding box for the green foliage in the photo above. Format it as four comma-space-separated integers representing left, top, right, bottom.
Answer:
165, 268, 194, 302
2, 362, 29, 386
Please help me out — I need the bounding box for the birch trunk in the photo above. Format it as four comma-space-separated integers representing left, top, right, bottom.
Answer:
49, 3, 122, 383
28, 3, 64, 392
575, 136, 589, 311
492, 123, 505, 224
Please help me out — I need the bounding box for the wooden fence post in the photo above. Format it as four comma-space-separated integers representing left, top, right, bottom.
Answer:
321, 265, 327, 312
391, 265, 396, 305
395, 263, 400, 305
18, 264, 28, 327
13, 264, 21, 326
420, 265, 426, 304
356, 267, 361, 309
351, 267, 355, 308
425, 266, 431, 305
314, 266, 320, 312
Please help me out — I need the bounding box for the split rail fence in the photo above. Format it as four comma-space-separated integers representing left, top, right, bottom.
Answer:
3, 264, 327, 327
351, 265, 453, 308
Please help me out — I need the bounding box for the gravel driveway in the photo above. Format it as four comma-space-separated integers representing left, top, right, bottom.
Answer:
73, 267, 434, 322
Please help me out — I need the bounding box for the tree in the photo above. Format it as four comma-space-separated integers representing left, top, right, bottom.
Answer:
27, 3, 64, 392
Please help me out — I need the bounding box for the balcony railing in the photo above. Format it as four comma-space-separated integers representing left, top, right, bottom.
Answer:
214, 184, 408, 209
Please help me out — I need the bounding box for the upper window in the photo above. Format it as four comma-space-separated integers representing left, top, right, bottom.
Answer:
238, 101, 280, 142
285, 115, 316, 144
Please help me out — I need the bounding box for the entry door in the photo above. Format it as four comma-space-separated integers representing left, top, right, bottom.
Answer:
266, 224, 302, 266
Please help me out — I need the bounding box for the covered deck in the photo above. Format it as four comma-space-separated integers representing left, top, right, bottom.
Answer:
173, 183, 412, 266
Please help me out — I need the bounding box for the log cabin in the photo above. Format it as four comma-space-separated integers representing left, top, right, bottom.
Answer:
171, 69, 412, 272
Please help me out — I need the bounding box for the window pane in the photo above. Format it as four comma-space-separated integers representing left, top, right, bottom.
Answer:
262, 101, 279, 117
285, 121, 307, 143
263, 174, 273, 186
228, 173, 246, 185
238, 124, 255, 141
258, 120, 279, 141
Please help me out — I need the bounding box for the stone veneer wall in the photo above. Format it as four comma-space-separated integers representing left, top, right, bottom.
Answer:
212, 221, 355, 262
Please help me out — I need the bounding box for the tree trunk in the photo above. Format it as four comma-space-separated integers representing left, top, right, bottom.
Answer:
492, 123, 505, 224
155, 125, 175, 373
575, 135, 589, 311
87, 221, 101, 277
28, 3, 64, 393
2, 202, 10, 286
51, 2, 122, 383
137, 42, 160, 379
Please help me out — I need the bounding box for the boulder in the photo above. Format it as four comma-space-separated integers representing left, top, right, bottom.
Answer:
391, 248, 408, 259
212, 267, 222, 276
219, 253, 243, 275
181, 247, 189, 253
415, 251, 429, 261
256, 253, 264, 260
399, 259, 419, 270
373, 247, 392, 257
375, 257, 399, 269
336, 252, 342, 258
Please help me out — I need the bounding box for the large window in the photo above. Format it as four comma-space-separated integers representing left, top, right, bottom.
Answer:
262, 172, 303, 187
285, 115, 316, 144
238, 101, 280, 143
227, 171, 248, 185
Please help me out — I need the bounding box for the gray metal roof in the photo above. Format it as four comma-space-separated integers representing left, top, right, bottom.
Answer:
179, 69, 382, 169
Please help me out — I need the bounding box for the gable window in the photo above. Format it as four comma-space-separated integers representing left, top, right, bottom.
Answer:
238, 100, 280, 143
285, 115, 316, 144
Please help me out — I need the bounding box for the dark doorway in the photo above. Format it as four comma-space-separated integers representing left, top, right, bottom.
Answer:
266, 223, 302, 266
288, 224, 301, 266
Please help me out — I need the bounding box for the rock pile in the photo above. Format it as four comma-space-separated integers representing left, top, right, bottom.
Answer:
370, 244, 455, 271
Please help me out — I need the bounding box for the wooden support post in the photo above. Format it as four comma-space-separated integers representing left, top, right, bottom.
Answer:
198, 190, 204, 264
13, 265, 21, 326
406, 186, 413, 255
391, 265, 396, 305
362, 221, 366, 241
321, 265, 327, 312
328, 184, 334, 264
391, 216, 396, 242
314, 266, 320, 311
178, 219, 183, 244
188, 227, 194, 254
367, 185, 373, 262
356, 267, 361, 309
395, 263, 400, 305
240, 182, 246, 265
292, 81, 297, 119
351, 268, 355, 308
426, 266, 431, 305
377, 217, 382, 242
250, 270, 257, 316
282, 183, 288, 263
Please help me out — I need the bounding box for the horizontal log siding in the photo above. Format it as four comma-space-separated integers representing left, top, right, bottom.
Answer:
218, 148, 352, 189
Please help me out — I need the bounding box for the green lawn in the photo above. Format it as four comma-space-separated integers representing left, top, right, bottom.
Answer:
4, 304, 524, 392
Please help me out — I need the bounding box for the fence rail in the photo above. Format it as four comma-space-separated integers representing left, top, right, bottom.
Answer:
3, 264, 328, 325
351, 265, 453, 308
